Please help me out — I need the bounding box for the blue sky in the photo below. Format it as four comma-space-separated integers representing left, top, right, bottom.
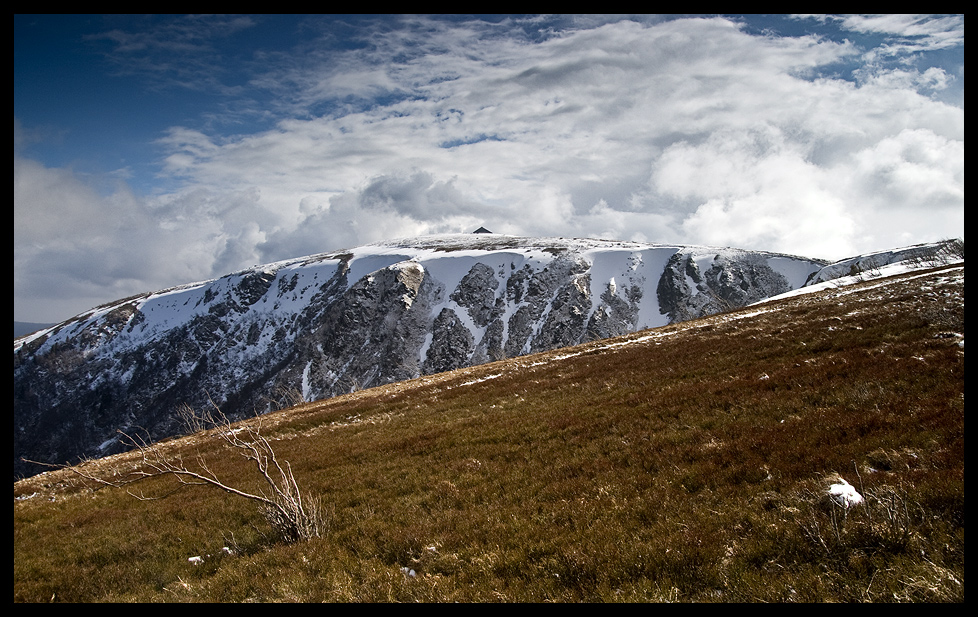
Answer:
14, 14, 964, 323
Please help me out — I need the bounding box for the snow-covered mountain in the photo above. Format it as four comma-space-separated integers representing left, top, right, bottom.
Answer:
12, 234, 958, 478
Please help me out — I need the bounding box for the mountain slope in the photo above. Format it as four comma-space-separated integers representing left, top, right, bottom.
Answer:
13, 258, 964, 602
11, 235, 954, 478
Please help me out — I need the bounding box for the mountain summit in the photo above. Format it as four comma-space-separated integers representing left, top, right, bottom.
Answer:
12, 235, 955, 478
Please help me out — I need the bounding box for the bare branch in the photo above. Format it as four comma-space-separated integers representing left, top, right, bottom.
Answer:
22, 403, 324, 544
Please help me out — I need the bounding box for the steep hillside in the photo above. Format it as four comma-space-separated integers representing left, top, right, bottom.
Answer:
13, 260, 964, 602
14, 234, 835, 479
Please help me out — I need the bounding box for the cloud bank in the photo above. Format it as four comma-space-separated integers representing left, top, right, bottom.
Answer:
14, 15, 964, 322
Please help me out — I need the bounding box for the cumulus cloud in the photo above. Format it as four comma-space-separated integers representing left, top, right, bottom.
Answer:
15, 155, 165, 314
652, 128, 857, 258
14, 153, 277, 320
14, 15, 964, 322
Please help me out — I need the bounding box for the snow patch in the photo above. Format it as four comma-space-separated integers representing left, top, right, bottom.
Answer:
828, 478, 864, 509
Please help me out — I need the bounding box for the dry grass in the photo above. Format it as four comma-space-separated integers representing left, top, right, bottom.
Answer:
14, 263, 964, 602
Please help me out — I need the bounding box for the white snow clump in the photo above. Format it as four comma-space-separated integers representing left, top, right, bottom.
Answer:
827, 478, 864, 509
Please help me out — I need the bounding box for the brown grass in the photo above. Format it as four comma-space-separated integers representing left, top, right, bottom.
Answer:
14, 263, 964, 602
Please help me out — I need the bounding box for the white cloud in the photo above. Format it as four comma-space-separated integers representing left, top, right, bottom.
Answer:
14, 15, 964, 322
837, 128, 965, 249
834, 14, 965, 52
654, 128, 858, 258
14, 154, 279, 320
856, 66, 953, 92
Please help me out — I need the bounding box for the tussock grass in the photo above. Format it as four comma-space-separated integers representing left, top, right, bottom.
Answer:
14, 264, 964, 602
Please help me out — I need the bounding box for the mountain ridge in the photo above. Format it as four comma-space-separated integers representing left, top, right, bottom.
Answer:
13, 235, 959, 479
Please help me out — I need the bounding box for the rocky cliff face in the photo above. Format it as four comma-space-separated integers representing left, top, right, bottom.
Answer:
15, 235, 830, 478
656, 251, 803, 322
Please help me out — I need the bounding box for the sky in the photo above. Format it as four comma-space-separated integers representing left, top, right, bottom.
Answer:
14, 14, 964, 324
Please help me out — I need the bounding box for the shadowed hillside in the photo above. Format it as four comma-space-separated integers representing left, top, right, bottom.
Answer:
14, 262, 963, 602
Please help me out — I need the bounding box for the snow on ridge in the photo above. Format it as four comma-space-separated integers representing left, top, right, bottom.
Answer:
804, 241, 960, 286
755, 242, 964, 306
14, 234, 947, 357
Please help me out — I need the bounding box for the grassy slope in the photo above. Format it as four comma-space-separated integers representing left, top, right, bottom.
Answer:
14, 264, 964, 602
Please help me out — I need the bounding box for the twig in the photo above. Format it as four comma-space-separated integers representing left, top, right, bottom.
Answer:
21, 403, 323, 544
